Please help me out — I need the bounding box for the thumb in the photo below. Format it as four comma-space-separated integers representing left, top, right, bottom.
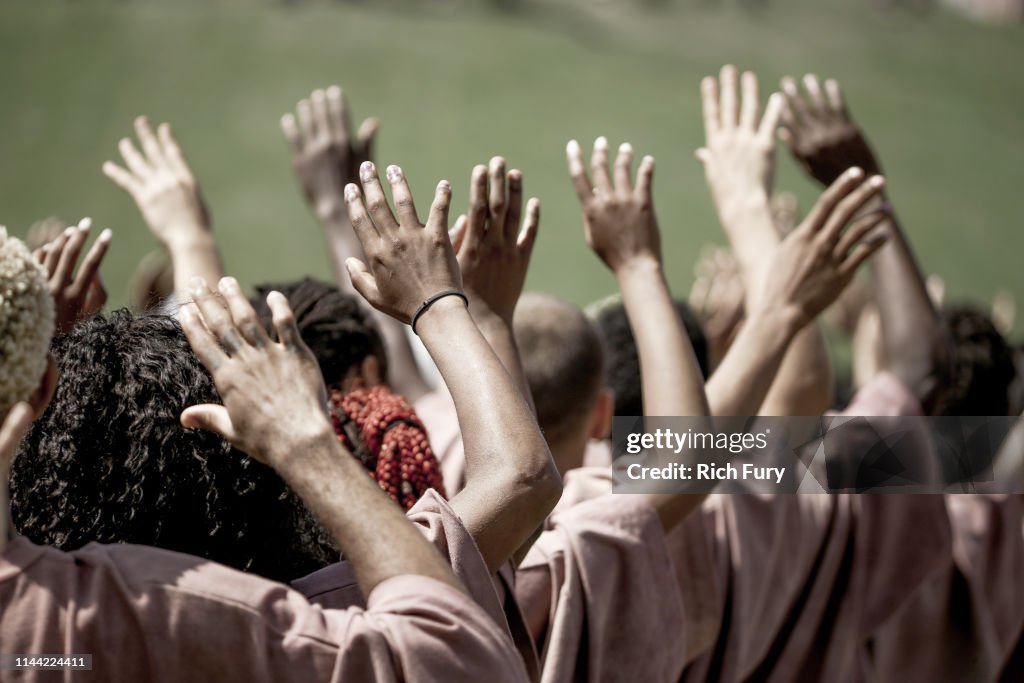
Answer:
694, 147, 711, 164
181, 404, 236, 441
345, 257, 382, 307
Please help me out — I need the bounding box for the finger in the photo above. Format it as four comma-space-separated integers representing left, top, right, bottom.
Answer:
802, 167, 866, 232
326, 85, 351, 145
0, 402, 34, 466
102, 161, 141, 195
591, 137, 613, 195
505, 169, 523, 242
82, 273, 108, 316
356, 117, 380, 161
311, 88, 330, 142
740, 71, 760, 130
179, 301, 229, 371
425, 180, 453, 238
566, 139, 594, 203
700, 75, 720, 140
825, 78, 848, 116
385, 165, 421, 227
803, 74, 827, 119
296, 98, 316, 145
134, 116, 165, 167
344, 182, 380, 246
53, 220, 91, 288
449, 214, 468, 255
488, 156, 508, 235
118, 137, 152, 178
833, 210, 888, 260
517, 197, 540, 256
840, 233, 889, 279
359, 161, 399, 232
280, 113, 303, 156
180, 405, 236, 442
758, 92, 785, 144
819, 175, 886, 246
719, 64, 739, 129
42, 230, 69, 278
219, 276, 270, 348
781, 76, 809, 126
465, 164, 489, 253
634, 155, 655, 201
190, 277, 245, 356
70, 227, 112, 297
614, 143, 634, 195
345, 258, 383, 309
157, 123, 195, 182
266, 290, 304, 351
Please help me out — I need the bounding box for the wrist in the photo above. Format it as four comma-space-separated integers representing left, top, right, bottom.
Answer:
413, 294, 471, 338
165, 228, 215, 254
264, 416, 337, 474
613, 255, 663, 283
746, 302, 804, 347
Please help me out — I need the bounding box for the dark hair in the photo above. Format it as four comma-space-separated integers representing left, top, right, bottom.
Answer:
10, 310, 337, 582
514, 293, 606, 442
594, 299, 709, 418
252, 278, 387, 386
934, 306, 1015, 416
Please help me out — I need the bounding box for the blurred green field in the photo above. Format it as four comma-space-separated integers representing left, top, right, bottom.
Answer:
2, 0, 1022, 341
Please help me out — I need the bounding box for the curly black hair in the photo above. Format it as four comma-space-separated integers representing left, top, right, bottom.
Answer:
251, 278, 387, 387
934, 305, 1015, 416
10, 310, 337, 582
594, 299, 709, 418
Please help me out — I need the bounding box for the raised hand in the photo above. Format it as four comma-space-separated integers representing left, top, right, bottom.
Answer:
103, 117, 211, 249
34, 218, 112, 335
753, 168, 889, 326
282, 86, 379, 222
567, 137, 659, 272
451, 157, 539, 324
696, 65, 784, 229
343, 162, 463, 326
180, 277, 330, 466
779, 75, 882, 186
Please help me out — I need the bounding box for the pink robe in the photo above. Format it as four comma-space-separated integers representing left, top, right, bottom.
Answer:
0, 534, 529, 682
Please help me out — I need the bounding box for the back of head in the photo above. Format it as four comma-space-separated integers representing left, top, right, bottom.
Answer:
11, 310, 337, 582
594, 298, 708, 418
514, 292, 605, 443
252, 278, 387, 386
0, 227, 54, 418
935, 305, 1015, 416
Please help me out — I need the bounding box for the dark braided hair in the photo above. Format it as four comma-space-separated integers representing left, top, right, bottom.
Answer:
10, 310, 338, 582
253, 278, 445, 506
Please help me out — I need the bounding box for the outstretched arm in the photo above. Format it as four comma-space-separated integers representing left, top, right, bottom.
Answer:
567, 137, 709, 530
697, 66, 833, 416
1, 403, 35, 555
103, 117, 223, 303
343, 162, 560, 573
780, 74, 948, 410
281, 87, 430, 402
180, 276, 461, 595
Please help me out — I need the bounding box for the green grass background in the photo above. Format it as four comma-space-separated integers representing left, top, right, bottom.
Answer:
2, 0, 1022, 341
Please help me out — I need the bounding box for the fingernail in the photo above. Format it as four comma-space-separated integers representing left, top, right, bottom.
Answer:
63, 226, 76, 236
386, 165, 400, 182
870, 175, 885, 187
438, 180, 451, 191
848, 167, 864, 178
566, 140, 580, 155
595, 136, 608, 149
642, 155, 654, 165
78, 217, 92, 231
98, 228, 113, 242
344, 184, 358, 201
619, 143, 633, 154
360, 161, 374, 180
220, 276, 239, 292
190, 276, 206, 295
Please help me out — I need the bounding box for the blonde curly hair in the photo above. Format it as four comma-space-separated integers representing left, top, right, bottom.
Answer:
0, 227, 54, 416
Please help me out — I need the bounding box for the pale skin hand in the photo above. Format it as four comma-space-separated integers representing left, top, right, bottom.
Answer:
568, 138, 710, 531
103, 117, 223, 301
780, 75, 947, 408
179, 276, 461, 594
698, 65, 833, 417
450, 157, 540, 405
34, 218, 112, 336
1, 403, 35, 555
344, 163, 560, 573
282, 88, 429, 402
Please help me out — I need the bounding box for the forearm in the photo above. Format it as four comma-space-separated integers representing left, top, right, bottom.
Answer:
275, 422, 461, 593
168, 233, 225, 304
868, 197, 947, 406
321, 211, 432, 402
418, 299, 559, 572
472, 310, 535, 412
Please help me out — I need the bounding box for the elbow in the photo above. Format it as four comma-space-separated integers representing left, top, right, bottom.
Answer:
508, 447, 563, 518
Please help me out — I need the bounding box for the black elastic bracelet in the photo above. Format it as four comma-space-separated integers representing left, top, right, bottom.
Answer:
411, 290, 468, 335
